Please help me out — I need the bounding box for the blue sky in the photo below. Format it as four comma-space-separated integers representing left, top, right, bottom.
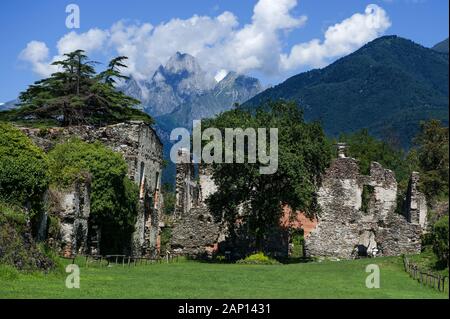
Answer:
0, 0, 448, 102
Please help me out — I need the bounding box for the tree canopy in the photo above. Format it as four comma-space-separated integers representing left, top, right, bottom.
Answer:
338, 129, 412, 187
0, 123, 49, 207
413, 119, 449, 202
202, 101, 333, 250
1, 50, 151, 127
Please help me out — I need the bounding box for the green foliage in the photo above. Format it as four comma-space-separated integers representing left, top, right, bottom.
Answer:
361, 185, 375, 215
339, 129, 411, 183
0, 213, 54, 272
408, 247, 449, 276
432, 215, 449, 268
236, 252, 281, 265
0, 202, 27, 228
0, 123, 49, 208
1, 50, 152, 127
48, 139, 139, 253
290, 229, 304, 258
0, 264, 20, 280
160, 227, 172, 255
162, 183, 176, 215
244, 36, 449, 148
203, 101, 333, 249
413, 120, 449, 202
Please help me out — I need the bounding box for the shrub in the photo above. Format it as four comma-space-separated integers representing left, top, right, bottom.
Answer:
0, 123, 49, 209
0, 212, 55, 272
432, 215, 449, 268
48, 139, 139, 253
236, 252, 281, 265
0, 264, 20, 280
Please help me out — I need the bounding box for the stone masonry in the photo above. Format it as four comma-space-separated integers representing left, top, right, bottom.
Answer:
170, 150, 223, 256
304, 149, 426, 259
55, 180, 91, 257
172, 145, 427, 260
21, 121, 164, 257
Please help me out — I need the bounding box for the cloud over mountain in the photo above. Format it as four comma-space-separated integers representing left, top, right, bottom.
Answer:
19, 1, 390, 81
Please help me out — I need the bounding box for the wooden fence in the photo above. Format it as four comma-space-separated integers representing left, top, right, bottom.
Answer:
403, 256, 448, 293
64, 253, 181, 268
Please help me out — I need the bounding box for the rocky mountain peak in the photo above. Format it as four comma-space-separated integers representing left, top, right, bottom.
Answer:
164, 52, 202, 75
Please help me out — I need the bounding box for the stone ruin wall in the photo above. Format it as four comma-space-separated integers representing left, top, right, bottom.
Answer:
304, 157, 426, 259
170, 149, 224, 257
20, 121, 164, 258
171, 147, 428, 260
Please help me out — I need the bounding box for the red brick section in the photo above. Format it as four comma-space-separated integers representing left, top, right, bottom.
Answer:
280, 206, 318, 237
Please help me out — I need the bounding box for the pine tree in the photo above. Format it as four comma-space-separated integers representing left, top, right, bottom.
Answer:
12, 50, 150, 126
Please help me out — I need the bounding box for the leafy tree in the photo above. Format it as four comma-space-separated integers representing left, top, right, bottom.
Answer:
8, 50, 151, 127
48, 139, 139, 253
0, 123, 49, 208
202, 101, 333, 250
338, 129, 410, 185
412, 120, 449, 201
98, 56, 130, 86
432, 215, 449, 268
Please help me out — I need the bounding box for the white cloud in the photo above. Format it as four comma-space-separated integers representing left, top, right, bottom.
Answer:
281, 4, 391, 70
214, 69, 228, 82
19, 1, 391, 81
19, 41, 58, 77
57, 28, 109, 55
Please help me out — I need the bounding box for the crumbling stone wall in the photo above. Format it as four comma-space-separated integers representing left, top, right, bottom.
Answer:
55, 181, 91, 257
21, 121, 164, 257
170, 207, 222, 257
170, 152, 223, 257
304, 155, 424, 259
174, 149, 198, 216
170, 146, 427, 260
405, 172, 428, 230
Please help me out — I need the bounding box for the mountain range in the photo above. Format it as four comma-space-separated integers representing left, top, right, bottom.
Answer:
120, 52, 263, 124
243, 35, 449, 148
0, 99, 19, 112
432, 38, 449, 53
119, 52, 264, 183
1, 36, 448, 183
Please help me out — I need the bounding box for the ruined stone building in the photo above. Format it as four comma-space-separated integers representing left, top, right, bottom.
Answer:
170, 145, 428, 260
21, 121, 164, 257
170, 149, 222, 257
304, 154, 426, 259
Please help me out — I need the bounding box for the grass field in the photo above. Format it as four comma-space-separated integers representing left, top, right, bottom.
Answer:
0, 256, 447, 299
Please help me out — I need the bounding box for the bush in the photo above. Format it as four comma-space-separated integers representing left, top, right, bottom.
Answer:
0, 214, 55, 272
236, 252, 281, 265
432, 215, 449, 268
0, 123, 49, 208
48, 139, 139, 253
0, 264, 20, 280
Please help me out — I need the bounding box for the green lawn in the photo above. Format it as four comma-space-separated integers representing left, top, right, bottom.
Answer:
0, 256, 447, 299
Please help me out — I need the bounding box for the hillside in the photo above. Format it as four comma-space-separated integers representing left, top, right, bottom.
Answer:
244, 36, 449, 147
432, 38, 449, 53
